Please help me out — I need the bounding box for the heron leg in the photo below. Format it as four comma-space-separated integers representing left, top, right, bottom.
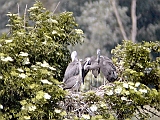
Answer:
103, 76, 105, 85
90, 73, 93, 90
96, 76, 98, 88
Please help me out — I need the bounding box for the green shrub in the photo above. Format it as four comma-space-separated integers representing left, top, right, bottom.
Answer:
0, 1, 83, 119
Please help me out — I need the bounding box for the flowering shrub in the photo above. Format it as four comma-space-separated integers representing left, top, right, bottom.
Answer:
0, 1, 83, 119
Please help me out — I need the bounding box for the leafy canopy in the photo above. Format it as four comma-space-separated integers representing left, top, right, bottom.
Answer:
0, 1, 83, 119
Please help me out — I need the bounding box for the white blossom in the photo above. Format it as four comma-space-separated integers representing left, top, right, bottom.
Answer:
21, 106, 25, 110
82, 114, 90, 119
125, 91, 130, 95
24, 116, 31, 120
1, 56, 13, 62
41, 61, 49, 68
121, 97, 127, 101
17, 68, 24, 72
49, 66, 56, 71
42, 40, 47, 45
115, 86, 122, 94
19, 73, 26, 79
123, 83, 129, 88
0, 76, 3, 79
0, 104, 3, 109
19, 52, 28, 56
0, 44, 2, 47
22, 58, 30, 65
54, 109, 61, 113
139, 89, 147, 93
44, 93, 51, 99
90, 105, 97, 112
129, 85, 137, 92
52, 30, 57, 35
135, 82, 140, 87
29, 6, 39, 10
5, 39, 13, 43
106, 90, 113, 96
28, 105, 36, 111
41, 79, 52, 85
75, 29, 83, 34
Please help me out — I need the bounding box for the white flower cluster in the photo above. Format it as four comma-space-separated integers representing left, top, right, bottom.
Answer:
106, 89, 114, 96
19, 52, 28, 57
41, 79, 52, 85
17, 68, 24, 72
82, 114, 90, 119
22, 58, 30, 65
19, 73, 27, 79
139, 89, 147, 93
5, 39, 13, 43
41, 61, 50, 68
115, 86, 122, 94
28, 105, 36, 111
54, 109, 61, 113
75, 29, 83, 34
44, 93, 51, 99
24, 116, 31, 120
1, 56, 13, 62
90, 105, 97, 112
0, 104, 3, 109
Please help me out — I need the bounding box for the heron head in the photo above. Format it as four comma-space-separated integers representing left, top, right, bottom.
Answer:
97, 49, 101, 60
71, 51, 77, 62
86, 57, 91, 65
97, 49, 101, 56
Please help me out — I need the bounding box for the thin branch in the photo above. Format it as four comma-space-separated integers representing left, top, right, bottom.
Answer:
131, 0, 137, 43
24, 4, 27, 30
53, 1, 60, 14
17, 3, 20, 16
111, 0, 128, 40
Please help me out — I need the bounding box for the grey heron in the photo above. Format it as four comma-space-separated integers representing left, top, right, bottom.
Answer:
85, 49, 118, 85
82, 49, 101, 88
63, 51, 90, 91
99, 55, 117, 84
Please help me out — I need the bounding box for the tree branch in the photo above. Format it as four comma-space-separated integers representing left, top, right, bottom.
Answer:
131, 0, 137, 43
17, 3, 20, 16
24, 4, 27, 30
111, 0, 128, 40
53, 1, 60, 14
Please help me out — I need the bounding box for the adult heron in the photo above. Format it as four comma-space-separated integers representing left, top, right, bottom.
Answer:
63, 51, 90, 91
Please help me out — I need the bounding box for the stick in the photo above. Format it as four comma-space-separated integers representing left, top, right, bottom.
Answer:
17, 3, 20, 16
53, 1, 60, 14
24, 4, 28, 29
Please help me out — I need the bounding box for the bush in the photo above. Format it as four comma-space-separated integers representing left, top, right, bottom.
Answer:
0, 1, 83, 119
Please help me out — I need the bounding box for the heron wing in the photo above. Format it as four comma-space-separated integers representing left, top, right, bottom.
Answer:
100, 57, 117, 82
63, 61, 79, 83
63, 76, 78, 90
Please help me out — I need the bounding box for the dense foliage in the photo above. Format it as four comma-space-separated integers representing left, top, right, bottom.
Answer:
0, 1, 160, 120
0, 1, 83, 119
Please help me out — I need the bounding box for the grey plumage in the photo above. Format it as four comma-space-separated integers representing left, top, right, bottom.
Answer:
63, 51, 90, 91
63, 51, 79, 84
85, 49, 118, 83
99, 55, 117, 82
83, 49, 101, 78
63, 59, 82, 91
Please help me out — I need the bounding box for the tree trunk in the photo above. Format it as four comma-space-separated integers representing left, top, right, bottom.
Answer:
131, 0, 137, 43
111, 0, 128, 40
